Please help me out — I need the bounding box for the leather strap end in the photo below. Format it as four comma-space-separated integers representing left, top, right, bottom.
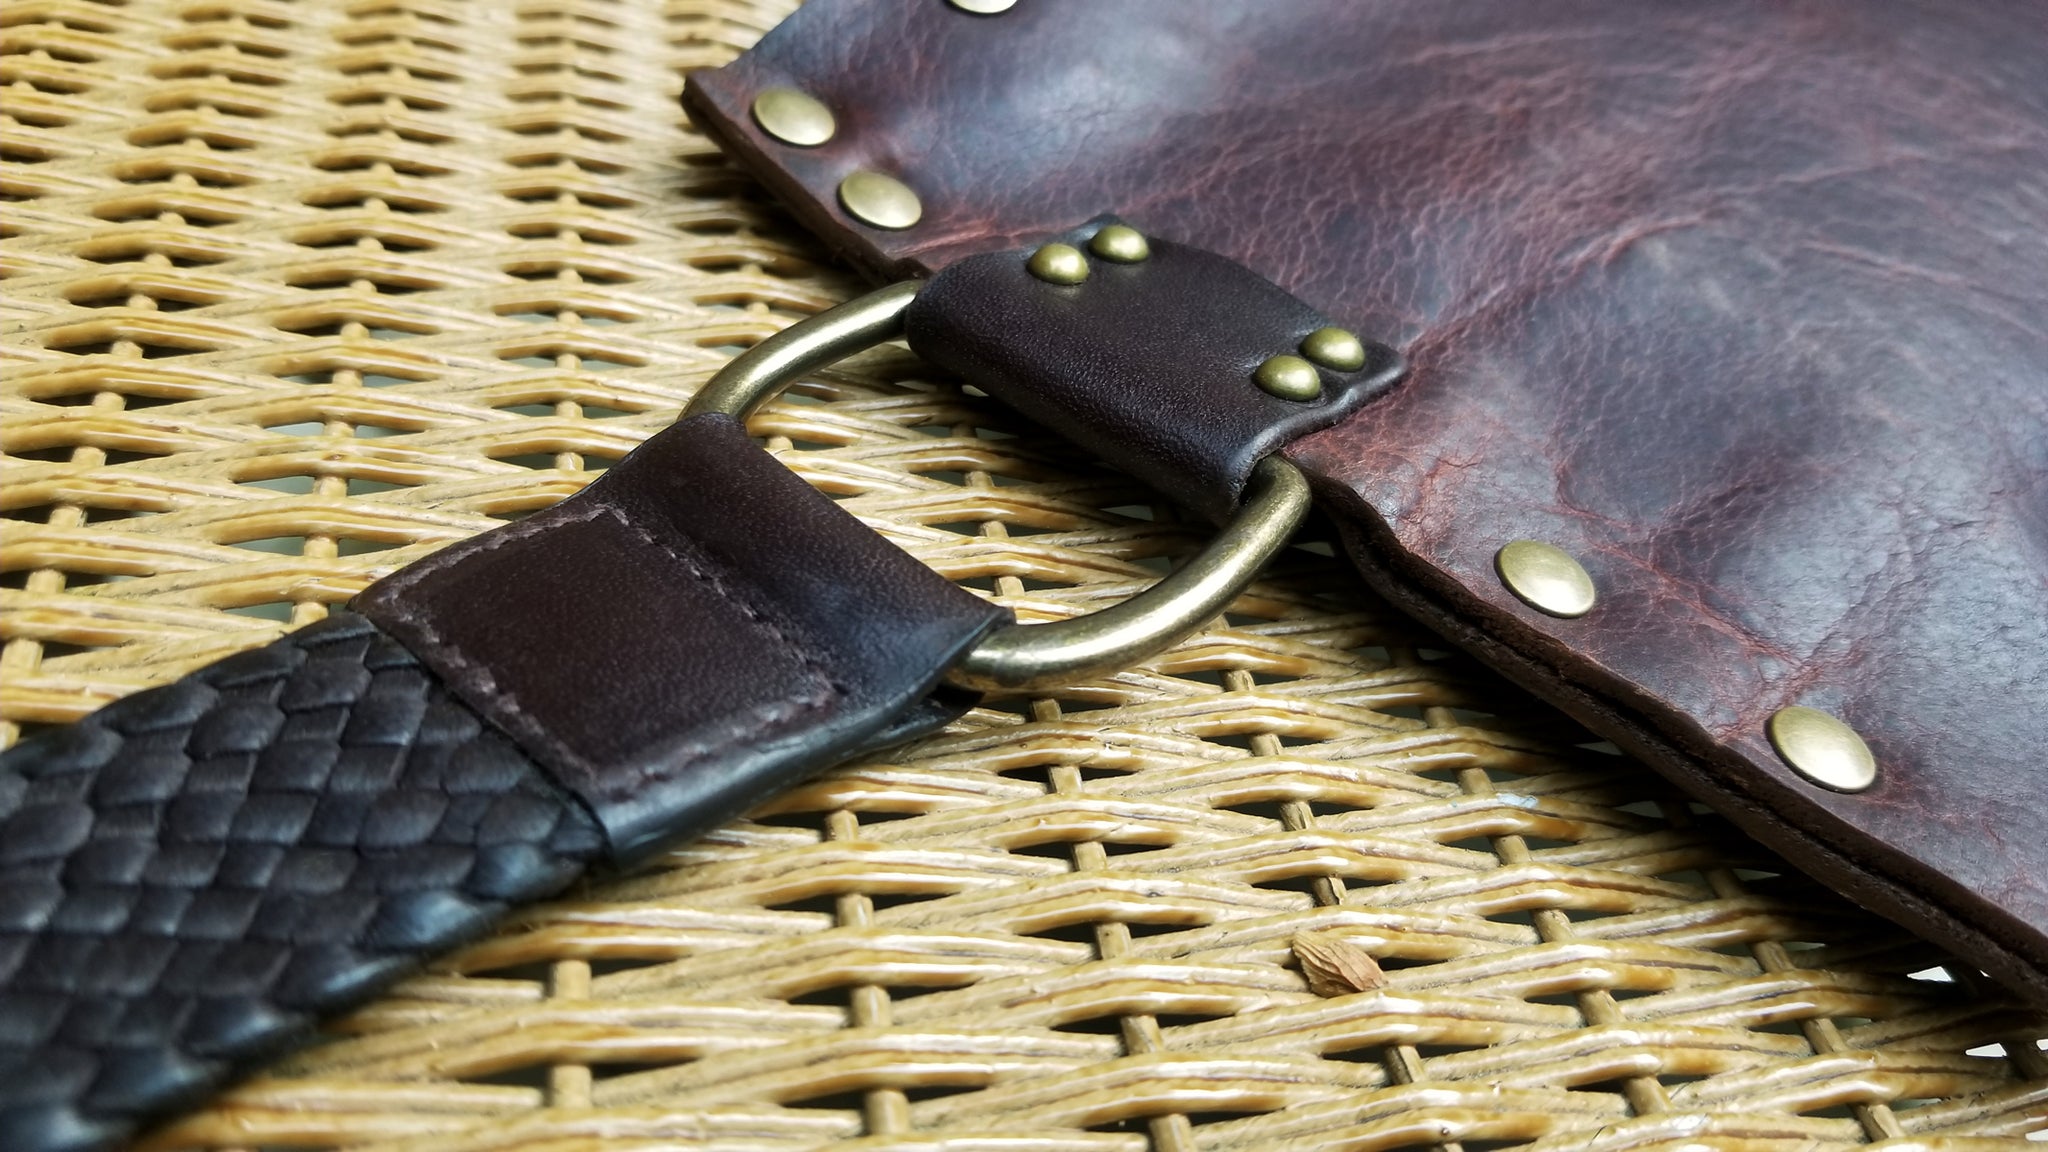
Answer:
0, 410, 1014, 1151
354, 412, 1012, 861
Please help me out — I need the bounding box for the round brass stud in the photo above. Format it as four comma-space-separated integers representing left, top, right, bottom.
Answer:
948, 0, 1016, 12
1300, 326, 1367, 372
1027, 242, 1089, 285
1254, 354, 1322, 402
1767, 706, 1877, 792
750, 87, 835, 147
1088, 224, 1150, 264
1494, 539, 1597, 618
838, 170, 922, 230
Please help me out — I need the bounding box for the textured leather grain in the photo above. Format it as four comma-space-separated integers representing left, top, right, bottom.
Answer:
355, 412, 1011, 860
2, 413, 1012, 1149
685, 0, 2048, 1003
904, 220, 1402, 527
0, 611, 606, 1152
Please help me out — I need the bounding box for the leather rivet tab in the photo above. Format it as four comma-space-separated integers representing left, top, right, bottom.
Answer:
1027, 242, 1089, 285
948, 0, 1017, 12
750, 87, 835, 147
837, 170, 922, 230
1768, 706, 1877, 792
1254, 354, 1322, 401
1494, 539, 1596, 618
1300, 326, 1367, 372
1088, 224, 1150, 264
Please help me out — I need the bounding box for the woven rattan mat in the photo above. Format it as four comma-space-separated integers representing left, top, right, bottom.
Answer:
4, 1, 2045, 1148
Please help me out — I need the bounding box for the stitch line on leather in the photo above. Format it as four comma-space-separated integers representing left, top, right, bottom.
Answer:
360, 500, 612, 720
604, 506, 846, 711
565, 503, 846, 796
368, 499, 843, 794
362, 496, 587, 629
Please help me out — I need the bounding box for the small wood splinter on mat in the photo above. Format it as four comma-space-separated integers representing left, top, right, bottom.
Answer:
1292, 931, 1388, 997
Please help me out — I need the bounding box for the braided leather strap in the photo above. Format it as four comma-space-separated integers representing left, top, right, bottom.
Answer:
0, 611, 607, 1152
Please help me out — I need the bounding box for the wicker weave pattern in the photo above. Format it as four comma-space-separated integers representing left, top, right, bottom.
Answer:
2, 0, 2044, 1148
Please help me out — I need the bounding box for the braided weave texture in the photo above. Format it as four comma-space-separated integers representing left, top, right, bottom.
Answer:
3, 0, 2045, 1148
0, 611, 605, 1152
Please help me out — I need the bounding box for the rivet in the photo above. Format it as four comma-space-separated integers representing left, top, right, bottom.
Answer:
1088, 224, 1150, 263
1027, 242, 1089, 285
1494, 539, 1596, 618
1300, 326, 1367, 372
1768, 706, 1877, 792
750, 87, 835, 147
1254, 354, 1322, 402
838, 170, 922, 230
948, 0, 1016, 12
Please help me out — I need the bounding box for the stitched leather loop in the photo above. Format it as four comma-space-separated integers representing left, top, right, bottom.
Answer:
353, 413, 1012, 860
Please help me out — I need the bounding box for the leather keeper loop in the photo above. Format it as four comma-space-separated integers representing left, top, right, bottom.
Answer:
903, 220, 1404, 527
353, 413, 1009, 860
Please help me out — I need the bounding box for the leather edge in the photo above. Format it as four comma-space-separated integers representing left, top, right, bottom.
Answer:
1299, 467, 2048, 1013
681, 70, 916, 283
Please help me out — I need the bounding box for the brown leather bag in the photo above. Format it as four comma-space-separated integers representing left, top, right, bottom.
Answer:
684, 0, 2048, 1004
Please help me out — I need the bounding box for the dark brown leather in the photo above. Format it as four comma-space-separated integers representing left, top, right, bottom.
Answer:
904, 220, 1402, 526
0, 410, 1008, 1149
356, 412, 1010, 860
0, 611, 606, 1152
684, 0, 2048, 1003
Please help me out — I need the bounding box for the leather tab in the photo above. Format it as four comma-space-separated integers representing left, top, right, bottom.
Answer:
354, 414, 1009, 860
904, 221, 1402, 526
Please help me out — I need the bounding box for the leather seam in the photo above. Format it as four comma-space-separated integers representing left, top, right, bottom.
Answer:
358, 501, 588, 715
583, 503, 846, 794
365, 499, 846, 791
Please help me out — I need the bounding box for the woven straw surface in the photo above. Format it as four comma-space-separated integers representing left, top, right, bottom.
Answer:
3, 1, 2045, 1149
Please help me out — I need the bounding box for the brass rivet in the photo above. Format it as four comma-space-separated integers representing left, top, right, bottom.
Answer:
1027, 242, 1089, 285
1768, 706, 1877, 792
948, 0, 1016, 12
750, 87, 835, 147
1088, 224, 1150, 263
1254, 354, 1322, 401
837, 170, 922, 230
1300, 326, 1367, 372
1494, 539, 1596, 618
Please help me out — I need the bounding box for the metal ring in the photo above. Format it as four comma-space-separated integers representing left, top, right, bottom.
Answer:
684, 282, 1313, 694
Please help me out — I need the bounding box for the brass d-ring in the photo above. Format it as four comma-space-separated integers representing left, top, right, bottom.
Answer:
684, 282, 1313, 694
